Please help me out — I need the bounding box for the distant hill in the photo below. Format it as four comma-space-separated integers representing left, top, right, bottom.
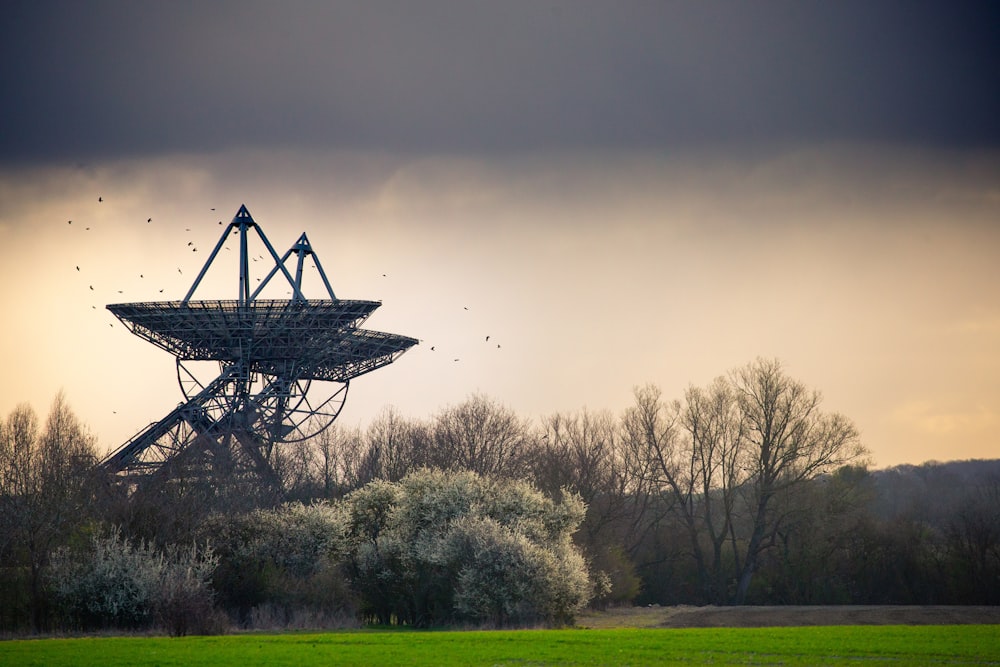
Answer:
870, 458, 1000, 520
875, 458, 1000, 481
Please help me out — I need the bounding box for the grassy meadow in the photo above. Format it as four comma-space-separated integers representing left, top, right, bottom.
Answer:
3, 625, 999, 666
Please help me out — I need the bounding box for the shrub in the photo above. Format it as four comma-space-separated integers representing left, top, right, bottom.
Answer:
207, 502, 356, 628
342, 469, 594, 627
48, 527, 218, 634
155, 542, 226, 636
589, 546, 641, 608
445, 515, 591, 626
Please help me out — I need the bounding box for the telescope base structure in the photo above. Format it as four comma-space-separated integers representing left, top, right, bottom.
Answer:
103, 364, 349, 495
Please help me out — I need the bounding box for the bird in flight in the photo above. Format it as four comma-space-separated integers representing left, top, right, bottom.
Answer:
76, 266, 80, 271
98, 196, 103, 202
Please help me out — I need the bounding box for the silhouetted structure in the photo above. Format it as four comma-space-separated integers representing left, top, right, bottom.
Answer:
101, 205, 416, 495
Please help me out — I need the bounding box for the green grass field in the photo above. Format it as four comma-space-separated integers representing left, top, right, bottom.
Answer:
2, 625, 999, 666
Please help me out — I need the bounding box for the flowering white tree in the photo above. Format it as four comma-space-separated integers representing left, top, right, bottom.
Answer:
47, 528, 217, 634
342, 468, 592, 627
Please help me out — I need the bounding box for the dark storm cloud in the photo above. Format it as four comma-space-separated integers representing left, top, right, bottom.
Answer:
2, 0, 998, 163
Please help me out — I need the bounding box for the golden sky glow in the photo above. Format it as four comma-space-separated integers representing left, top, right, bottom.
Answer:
1, 146, 997, 467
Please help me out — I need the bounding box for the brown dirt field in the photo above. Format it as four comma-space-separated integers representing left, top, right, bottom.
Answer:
577, 605, 1000, 629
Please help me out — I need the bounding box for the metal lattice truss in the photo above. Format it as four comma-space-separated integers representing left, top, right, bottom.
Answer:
101, 205, 417, 490
101, 364, 350, 484
107, 300, 412, 382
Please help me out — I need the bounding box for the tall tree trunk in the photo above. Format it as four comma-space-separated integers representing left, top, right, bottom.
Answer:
734, 496, 770, 604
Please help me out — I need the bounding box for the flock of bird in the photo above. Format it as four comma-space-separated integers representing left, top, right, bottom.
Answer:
69, 195, 504, 365
70, 196, 213, 319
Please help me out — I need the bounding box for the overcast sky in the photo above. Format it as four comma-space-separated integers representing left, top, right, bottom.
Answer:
1, 1, 998, 467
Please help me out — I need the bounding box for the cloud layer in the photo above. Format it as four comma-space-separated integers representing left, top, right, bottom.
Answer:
3, 2, 999, 162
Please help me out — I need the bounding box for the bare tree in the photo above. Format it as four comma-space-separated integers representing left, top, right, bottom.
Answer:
677, 377, 746, 603
621, 384, 726, 597
0, 393, 98, 630
273, 438, 320, 501
624, 360, 867, 604
533, 408, 656, 604
729, 358, 866, 603
310, 423, 365, 497
533, 410, 620, 502
273, 413, 424, 501
359, 407, 430, 483
430, 394, 531, 479
0, 403, 39, 564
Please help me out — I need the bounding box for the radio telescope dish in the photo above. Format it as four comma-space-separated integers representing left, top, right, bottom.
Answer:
101, 205, 417, 495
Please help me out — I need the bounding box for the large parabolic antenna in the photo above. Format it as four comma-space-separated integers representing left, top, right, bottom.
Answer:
101, 205, 417, 492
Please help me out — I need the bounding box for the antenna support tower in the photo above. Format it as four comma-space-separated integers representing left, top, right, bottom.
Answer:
101, 205, 417, 496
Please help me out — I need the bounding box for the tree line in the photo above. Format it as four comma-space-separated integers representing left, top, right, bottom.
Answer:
2, 358, 998, 634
